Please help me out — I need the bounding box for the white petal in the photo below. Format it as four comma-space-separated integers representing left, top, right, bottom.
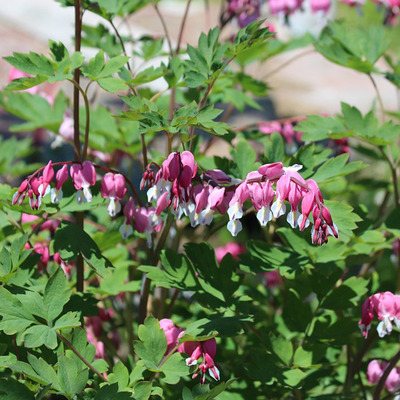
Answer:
297, 214, 310, 231
286, 210, 299, 229
186, 357, 197, 367
147, 186, 157, 202
227, 219, 242, 237
227, 203, 243, 221
200, 208, 213, 225
209, 365, 220, 381
12, 191, 19, 204
107, 198, 121, 217
119, 222, 133, 239
283, 164, 303, 172
271, 200, 286, 219
83, 186, 92, 202
256, 206, 272, 227
76, 190, 85, 204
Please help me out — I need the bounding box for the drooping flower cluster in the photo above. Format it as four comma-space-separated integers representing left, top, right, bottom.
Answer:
359, 292, 400, 338
159, 318, 220, 384
268, 0, 331, 18
142, 151, 338, 245
259, 120, 349, 156
12, 159, 166, 245
226, 0, 261, 27
367, 360, 400, 392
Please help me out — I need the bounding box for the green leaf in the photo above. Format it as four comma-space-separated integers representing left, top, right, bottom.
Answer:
283, 368, 307, 387
58, 354, 88, 397
265, 132, 285, 163
53, 221, 113, 276
108, 361, 130, 391
184, 243, 242, 308
270, 335, 292, 365
4, 52, 54, 76
27, 353, 61, 391
232, 139, 258, 178
0, 286, 36, 335
5, 75, 48, 91
310, 153, 365, 183
160, 353, 189, 384
139, 249, 198, 291
297, 116, 347, 142
23, 325, 57, 349
193, 379, 236, 400
83, 50, 105, 79
293, 346, 313, 368
134, 316, 167, 370
98, 55, 130, 78
98, 77, 127, 93
0, 378, 34, 400
321, 276, 369, 310
94, 383, 134, 400
133, 381, 152, 400
324, 200, 361, 243
44, 268, 70, 322
0, 91, 66, 133
54, 311, 81, 330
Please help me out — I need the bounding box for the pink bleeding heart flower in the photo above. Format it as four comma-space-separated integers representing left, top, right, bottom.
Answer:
38, 161, 54, 199
51, 165, 69, 203
160, 319, 185, 354
310, 0, 331, 12
28, 177, 42, 210
259, 121, 282, 135
53, 252, 72, 277
359, 292, 400, 338
179, 151, 198, 189
70, 161, 96, 204
227, 181, 250, 237
12, 179, 29, 206
367, 360, 384, 384
100, 173, 127, 217
179, 338, 220, 384
215, 242, 245, 263
385, 366, 400, 392
134, 206, 163, 247
119, 197, 136, 239
264, 270, 281, 288
33, 242, 50, 273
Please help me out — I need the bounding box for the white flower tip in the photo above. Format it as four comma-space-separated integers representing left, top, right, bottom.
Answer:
209, 365, 220, 381
227, 219, 242, 237
186, 357, 197, 367
119, 222, 133, 239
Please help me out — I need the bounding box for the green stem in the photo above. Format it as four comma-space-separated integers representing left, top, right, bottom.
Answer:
189, 55, 236, 151
153, 2, 174, 57
176, 0, 192, 55
56, 331, 107, 382
73, 0, 82, 162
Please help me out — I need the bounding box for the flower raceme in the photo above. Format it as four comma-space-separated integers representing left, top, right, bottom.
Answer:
14, 153, 338, 245
159, 319, 220, 385
367, 360, 400, 392
359, 292, 400, 338
142, 152, 338, 245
